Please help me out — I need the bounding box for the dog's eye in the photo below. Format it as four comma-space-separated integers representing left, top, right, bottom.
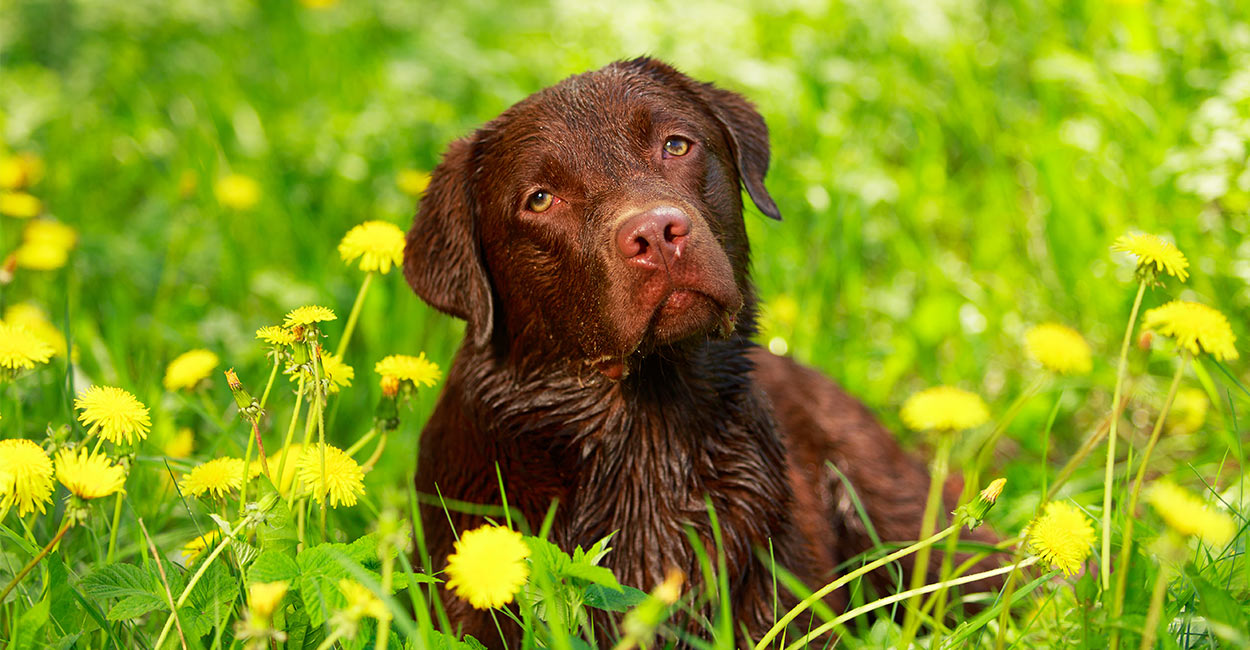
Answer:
663, 137, 691, 158
526, 190, 556, 213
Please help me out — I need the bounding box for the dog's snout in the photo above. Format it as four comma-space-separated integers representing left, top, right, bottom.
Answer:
615, 206, 691, 267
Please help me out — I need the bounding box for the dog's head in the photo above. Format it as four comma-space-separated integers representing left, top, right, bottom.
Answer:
405, 57, 779, 377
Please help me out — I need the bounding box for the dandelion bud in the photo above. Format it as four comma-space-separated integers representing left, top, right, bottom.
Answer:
374, 394, 400, 433
654, 567, 685, 605
953, 478, 1006, 530
1138, 330, 1153, 351
621, 567, 686, 648
224, 368, 263, 422
380, 374, 400, 398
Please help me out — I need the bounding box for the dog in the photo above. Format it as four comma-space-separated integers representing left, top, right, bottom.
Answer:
403, 57, 998, 646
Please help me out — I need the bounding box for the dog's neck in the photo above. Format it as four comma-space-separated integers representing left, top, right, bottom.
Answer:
453, 318, 805, 624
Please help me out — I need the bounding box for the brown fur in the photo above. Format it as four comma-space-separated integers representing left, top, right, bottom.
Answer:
404, 57, 999, 647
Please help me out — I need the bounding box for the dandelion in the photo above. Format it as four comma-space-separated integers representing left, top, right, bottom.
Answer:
296, 444, 365, 507
180, 457, 250, 499
1145, 480, 1235, 546
283, 305, 336, 329
164, 428, 196, 458
4, 303, 68, 358
0, 152, 44, 189
214, 174, 261, 210
0, 321, 55, 375
75, 386, 152, 445
14, 241, 69, 270
55, 448, 127, 500
0, 192, 41, 218
318, 353, 354, 393
338, 221, 406, 274
0, 439, 55, 516
445, 525, 531, 610
256, 325, 296, 347
1142, 300, 1238, 361
337, 579, 391, 621
1025, 323, 1092, 375
1026, 501, 1095, 576
374, 353, 441, 389
396, 169, 431, 196
248, 581, 289, 619
1112, 233, 1189, 282
900, 386, 990, 433
181, 530, 220, 563
23, 219, 78, 250
164, 349, 220, 391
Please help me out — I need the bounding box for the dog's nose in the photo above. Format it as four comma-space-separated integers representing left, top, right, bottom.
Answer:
615, 206, 691, 267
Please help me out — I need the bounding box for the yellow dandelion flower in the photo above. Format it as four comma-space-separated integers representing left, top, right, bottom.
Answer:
900, 386, 990, 433
1169, 387, 1208, 434
338, 221, 406, 274
445, 525, 531, 610
300, 0, 339, 8
248, 581, 289, 619
337, 579, 391, 621
1026, 501, 1095, 576
181, 457, 249, 499
256, 325, 297, 347
181, 530, 220, 563
164, 428, 195, 458
1025, 323, 1092, 375
4, 303, 68, 358
283, 305, 336, 328
24, 219, 78, 250
296, 444, 365, 508
374, 353, 441, 389
0, 321, 55, 374
269, 444, 304, 496
75, 386, 152, 445
396, 169, 430, 196
14, 240, 69, 270
1142, 301, 1238, 361
1146, 480, 1236, 546
214, 174, 261, 210
293, 352, 354, 394
55, 448, 126, 500
0, 152, 44, 190
164, 349, 220, 391
1112, 233, 1189, 282
0, 439, 55, 516
0, 192, 42, 218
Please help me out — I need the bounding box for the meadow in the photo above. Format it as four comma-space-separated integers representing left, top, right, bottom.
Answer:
1, 0, 1248, 647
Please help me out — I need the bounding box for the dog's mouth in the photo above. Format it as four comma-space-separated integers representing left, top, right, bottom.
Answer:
648, 287, 737, 344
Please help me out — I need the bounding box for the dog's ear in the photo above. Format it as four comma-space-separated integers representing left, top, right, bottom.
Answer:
404, 138, 494, 347
692, 81, 781, 220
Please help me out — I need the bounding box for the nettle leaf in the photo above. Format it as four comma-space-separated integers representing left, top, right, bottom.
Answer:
79, 563, 160, 602
583, 584, 647, 612
106, 593, 165, 621
297, 543, 379, 628
249, 550, 300, 585
187, 560, 240, 623
12, 596, 50, 650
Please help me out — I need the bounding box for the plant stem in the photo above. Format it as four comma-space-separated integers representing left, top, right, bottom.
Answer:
0, 520, 71, 603
1139, 560, 1172, 650
335, 271, 374, 359
153, 518, 249, 649
258, 356, 281, 411
240, 419, 256, 520
783, 557, 1039, 650
1110, 352, 1188, 650
754, 522, 961, 650
1102, 280, 1146, 589
105, 490, 124, 563
900, 431, 953, 644
313, 628, 346, 650
360, 433, 388, 474
279, 375, 307, 506
344, 427, 378, 456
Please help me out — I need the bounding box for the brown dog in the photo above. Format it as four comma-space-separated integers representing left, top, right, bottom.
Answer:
404, 57, 997, 646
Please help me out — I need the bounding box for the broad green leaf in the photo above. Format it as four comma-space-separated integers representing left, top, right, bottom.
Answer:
297, 543, 380, 627
1187, 569, 1249, 644
583, 583, 647, 612
46, 557, 83, 632
253, 477, 298, 555
12, 596, 50, 650
79, 563, 159, 601
106, 593, 165, 621
249, 550, 300, 585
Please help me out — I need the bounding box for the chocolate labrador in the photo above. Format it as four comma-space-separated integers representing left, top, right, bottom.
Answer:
404, 57, 996, 646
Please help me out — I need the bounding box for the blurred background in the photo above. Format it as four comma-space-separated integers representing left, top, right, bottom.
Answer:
2, 0, 1248, 518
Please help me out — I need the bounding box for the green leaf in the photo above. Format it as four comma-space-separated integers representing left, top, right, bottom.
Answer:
249, 550, 300, 585
79, 563, 160, 601
46, 557, 83, 632
297, 543, 380, 627
583, 584, 647, 612
106, 593, 165, 621
187, 559, 240, 628
12, 596, 50, 650
50, 633, 82, 650
1187, 569, 1249, 644
560, 562, 620, 590
253, 477, 298, 555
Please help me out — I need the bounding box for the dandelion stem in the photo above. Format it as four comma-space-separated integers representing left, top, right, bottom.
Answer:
899, 431, 953, 644
783, 557, 1038, 650
153, 518, 249, 649
344, 427, 378, 456
336, 271, 374, 359
0, 520, 71, 603
279, 374, 307, 508
240, 421, 256, 519
105, 490, 124, 563
1139, 559, 1173, 650
1110, 352, 1188, 649
258, 356, 281, 411
360, 433, 388, 474
1102, 280, 1147, 590
754, 521, 961, 650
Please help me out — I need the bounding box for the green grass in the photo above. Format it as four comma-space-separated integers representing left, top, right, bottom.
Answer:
2, 0, 1249, 647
